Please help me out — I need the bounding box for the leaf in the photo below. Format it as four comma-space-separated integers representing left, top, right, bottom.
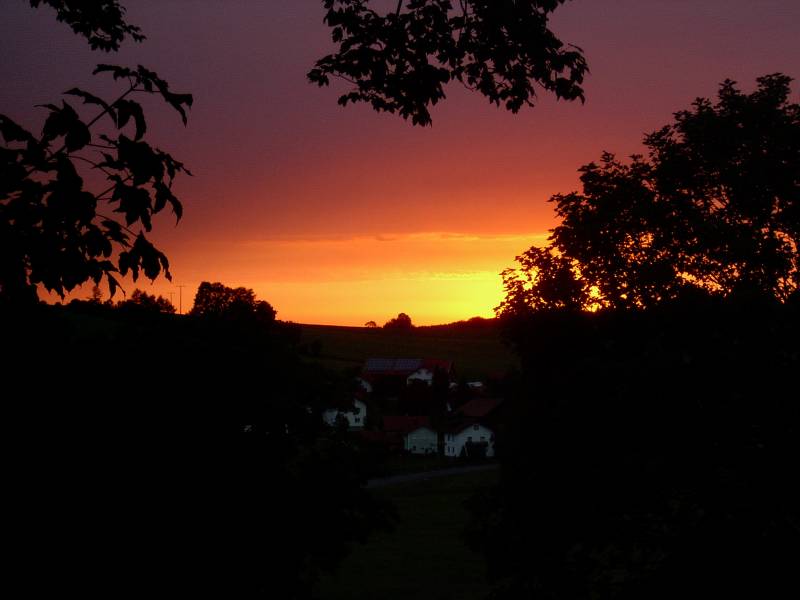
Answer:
114, 99, 146, 140
40, 100, 90, 151
0, 114, 36, 144
112, 182, 152, 230
93, 64, 134, 80
154, 181, 182, 221
65, 119, 91, 152
64, 87, 116, 124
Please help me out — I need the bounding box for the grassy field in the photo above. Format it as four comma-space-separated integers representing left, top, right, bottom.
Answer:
316, 469, 499, 600
298, 323, 517, 381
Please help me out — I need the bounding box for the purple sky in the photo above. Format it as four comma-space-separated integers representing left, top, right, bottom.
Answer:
3, 1, 799, 323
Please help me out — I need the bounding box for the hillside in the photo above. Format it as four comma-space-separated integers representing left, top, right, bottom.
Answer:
298, 320, 517, 381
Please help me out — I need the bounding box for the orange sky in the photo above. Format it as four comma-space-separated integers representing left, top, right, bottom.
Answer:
5, 1, 800, 324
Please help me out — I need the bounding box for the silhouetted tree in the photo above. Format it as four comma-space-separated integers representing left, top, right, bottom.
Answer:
116, 288, 175, 313
309, 0, 588, 126
498, 75, 800, 315
5, 2, 594, 306
383, 312, 413, 330
29, 1, 145, 50
190, 281, 276, 323
1, 2, 191, 307
480, 74, 800, 600
364, 320, 377, 328
89, 283, 104, 304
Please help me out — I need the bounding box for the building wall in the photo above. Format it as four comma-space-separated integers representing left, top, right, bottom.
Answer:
406, 369, 434, 386
322, 399, 367, 429
356, 378, 373, 393
444, 424, 494, 457
404, 427, 438, 454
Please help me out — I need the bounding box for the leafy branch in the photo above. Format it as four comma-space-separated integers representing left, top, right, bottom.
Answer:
0, 63, 192, 303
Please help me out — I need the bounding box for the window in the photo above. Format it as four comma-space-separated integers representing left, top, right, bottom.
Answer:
467, 436, 473, 442
354, 417, 360, 423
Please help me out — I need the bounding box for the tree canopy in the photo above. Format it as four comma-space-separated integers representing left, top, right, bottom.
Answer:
497, 74, 800, 316
29, 1, 144, 51
116, 288, 175, 313
190, 281, 276, 323
309, 0, 587, 126
1, 3, 191, 306
383, 312, 413, 330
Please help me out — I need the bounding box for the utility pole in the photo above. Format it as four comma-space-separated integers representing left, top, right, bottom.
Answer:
177, 285, 186, 315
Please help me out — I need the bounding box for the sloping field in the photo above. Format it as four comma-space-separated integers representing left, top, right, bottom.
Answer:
298, 322, 517, 380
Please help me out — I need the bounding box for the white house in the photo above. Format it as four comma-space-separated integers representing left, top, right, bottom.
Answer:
404, 426, 438, 454
355, 377, 373, 394
322, 399, 367, 430
383, 416, 438, 455
406, 368, 434, 386
443, 422, 495, 457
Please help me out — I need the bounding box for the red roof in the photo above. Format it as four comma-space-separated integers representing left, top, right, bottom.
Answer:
455, 398, 502, 418
383, 416, 432, 434
362, 358, 453, 377
444, 418, 493, 435
420, 358, 453, 373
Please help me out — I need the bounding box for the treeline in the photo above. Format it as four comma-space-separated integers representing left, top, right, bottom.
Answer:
4, 292, 392, 598
467, 75, 800, 599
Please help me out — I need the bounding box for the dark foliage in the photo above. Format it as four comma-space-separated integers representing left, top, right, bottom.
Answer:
383, 311, 414, 330
29, 0, 145, 51
4, 303, 393, 598
115, 287, 175, 313
309, 0, 587, 126
2, 8, 192, 306
190, 281, 277, 324
498, 75, 800, 315
478, 74, 800, 599
468, 302, 800, 599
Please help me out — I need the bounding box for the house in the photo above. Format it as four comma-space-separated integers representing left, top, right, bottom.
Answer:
405, 359, 454, 386
443, 420, 495, 458
361, 358, 454, 388
322, 398, 367, 430
355, 377, 373, 394
383, 416, 438, 454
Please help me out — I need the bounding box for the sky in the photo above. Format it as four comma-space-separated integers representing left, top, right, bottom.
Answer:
2, 0, 799, 324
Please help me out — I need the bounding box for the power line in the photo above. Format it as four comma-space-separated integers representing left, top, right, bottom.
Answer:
176, 285, 186, 314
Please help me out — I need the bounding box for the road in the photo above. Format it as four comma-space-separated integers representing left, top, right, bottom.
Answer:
365, 463, 499, 489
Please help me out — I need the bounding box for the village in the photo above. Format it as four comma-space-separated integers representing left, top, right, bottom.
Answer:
321, 357, 504, 461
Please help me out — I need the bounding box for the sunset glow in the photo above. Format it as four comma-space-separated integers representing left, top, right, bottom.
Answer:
4, 1, 799, 324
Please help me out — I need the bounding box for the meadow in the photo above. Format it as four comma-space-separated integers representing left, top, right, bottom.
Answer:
316, 469, 499, 600
298, 321, 517, 381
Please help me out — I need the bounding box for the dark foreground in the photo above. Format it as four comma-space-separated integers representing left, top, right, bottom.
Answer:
318, 469, 499, 600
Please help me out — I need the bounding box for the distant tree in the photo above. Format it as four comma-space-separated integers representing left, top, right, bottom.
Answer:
309, 0, 588, 126
497, 74, 800, 315
1, 1, 191, 307
116, 288, 175, 313
89, 283, 104, 304
364, 320, 377, 328
190, 281, 276, 323
383, 312, 413, 330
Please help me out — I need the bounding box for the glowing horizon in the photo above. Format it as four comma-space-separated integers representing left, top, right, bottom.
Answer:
48, 231, 550, 326
6, 2, 799, 325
